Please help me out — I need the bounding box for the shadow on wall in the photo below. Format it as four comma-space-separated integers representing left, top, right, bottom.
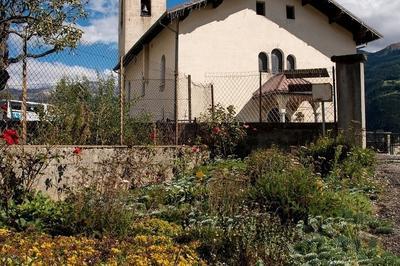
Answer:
178, 0, 354, 58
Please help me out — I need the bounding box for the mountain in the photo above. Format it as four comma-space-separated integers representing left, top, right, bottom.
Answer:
364, 43, 400, 133
0, 86, 53, 103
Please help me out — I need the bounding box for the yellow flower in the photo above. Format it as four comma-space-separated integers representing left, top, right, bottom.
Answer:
316, 179, 324, 191
111, 247, 122, 255
196, 171, 205, 179
0, 228, 10, 237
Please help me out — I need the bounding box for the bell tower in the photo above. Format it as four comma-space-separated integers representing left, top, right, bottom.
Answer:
118, 0, 167, 58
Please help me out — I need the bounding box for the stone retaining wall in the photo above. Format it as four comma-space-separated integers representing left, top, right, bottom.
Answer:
4, 145, 208, 200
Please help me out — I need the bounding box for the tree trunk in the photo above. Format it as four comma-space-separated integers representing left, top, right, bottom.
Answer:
0, 20, 10, 91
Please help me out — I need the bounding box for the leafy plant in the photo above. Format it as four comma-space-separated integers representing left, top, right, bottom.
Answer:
292, 216, 400, 265
0, 193, 71, 235
0, 146, 58, 207
199, 104, 247, 158
31, 76, 152, 145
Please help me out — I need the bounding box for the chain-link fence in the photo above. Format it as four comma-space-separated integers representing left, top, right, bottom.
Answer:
202, 69, 336, 124
3, 34, 118, 101
1, 33, 337, 146
129, 68, 337, 125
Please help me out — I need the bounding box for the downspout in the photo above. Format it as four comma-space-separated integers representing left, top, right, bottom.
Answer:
174, 20, 180, 145
160, 18, 180, 145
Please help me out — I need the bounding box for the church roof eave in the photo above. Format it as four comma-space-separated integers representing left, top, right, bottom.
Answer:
114, 0, 382, 70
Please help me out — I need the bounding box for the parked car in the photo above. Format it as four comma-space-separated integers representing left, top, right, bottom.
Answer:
0, 100, 49, 122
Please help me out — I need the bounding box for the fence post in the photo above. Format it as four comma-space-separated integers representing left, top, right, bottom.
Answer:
120, 56, 125, 145
321, 101, 326, 137
21, 31, 28, 144
259, 71, 262, 123
387, 133, 392, 155
188, 75, 192, 123
211, 84, 215, 121
332, 66, 337, 124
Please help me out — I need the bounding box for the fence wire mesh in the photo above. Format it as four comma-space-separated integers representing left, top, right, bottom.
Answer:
203, 69, 336, 123
2, 33, 337, 146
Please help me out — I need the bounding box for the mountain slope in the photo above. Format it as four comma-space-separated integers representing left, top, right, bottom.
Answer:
365, 43, 400, 132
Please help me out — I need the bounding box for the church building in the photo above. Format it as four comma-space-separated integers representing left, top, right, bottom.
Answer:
116, 0, 381, 122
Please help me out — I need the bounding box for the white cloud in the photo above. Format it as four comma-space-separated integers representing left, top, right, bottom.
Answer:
7, 59, 116, 89
80, 15, 119, 45
336, 0, 400, 51
87, 0, 118, 14
80, 0, 119, 45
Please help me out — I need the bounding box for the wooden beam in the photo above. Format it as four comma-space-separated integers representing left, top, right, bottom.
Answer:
329, 11, 344, 24
179, 10, 190, 21
353, 27, 368, 43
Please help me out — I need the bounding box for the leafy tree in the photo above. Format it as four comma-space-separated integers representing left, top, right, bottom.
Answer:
31, 76, 152, 145
0, 0, 87, 90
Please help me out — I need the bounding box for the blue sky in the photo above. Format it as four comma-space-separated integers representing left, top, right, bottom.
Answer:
10, 0, 397, 87
35, 0, 186, 72
70, 0, 398, 70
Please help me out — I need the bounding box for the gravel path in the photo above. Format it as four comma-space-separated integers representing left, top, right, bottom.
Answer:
375, 154, 400, 255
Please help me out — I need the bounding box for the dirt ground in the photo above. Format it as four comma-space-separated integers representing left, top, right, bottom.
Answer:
375, 154, 400, 255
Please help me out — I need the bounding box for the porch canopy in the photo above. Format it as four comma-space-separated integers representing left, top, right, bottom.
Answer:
253, 68, 331, 122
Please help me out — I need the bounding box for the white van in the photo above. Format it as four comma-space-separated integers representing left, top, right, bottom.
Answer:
0, 100, 49, 122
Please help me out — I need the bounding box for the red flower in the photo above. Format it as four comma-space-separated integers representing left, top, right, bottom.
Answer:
150, 131, 157, 141
212, 127, 221, 134
192, 146, 200, 153
252, 127, 257, 131
0, 104, 7, 112
1, 129, 19, 145
73, 147, 82, 155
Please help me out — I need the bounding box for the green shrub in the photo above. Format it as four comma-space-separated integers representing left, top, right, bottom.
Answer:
186, 212, 295, 265
198, 104, 247, 158
299, 136, 351, 178
207, 167, 249, 216
65, 188, 135, 238
249, 165, 321, 223
0, 193, 71, 235
292, 217, 400, 265
310, 191, 373, 222
246, 148, 293, 183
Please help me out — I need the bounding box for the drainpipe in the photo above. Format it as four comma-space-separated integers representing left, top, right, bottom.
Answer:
160, 19, 180, 145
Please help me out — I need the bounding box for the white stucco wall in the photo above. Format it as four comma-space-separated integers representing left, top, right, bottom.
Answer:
178, 0, 356, 121
122, 0, 358, 122
124, 23, 177, 121
119, 0, 167, 57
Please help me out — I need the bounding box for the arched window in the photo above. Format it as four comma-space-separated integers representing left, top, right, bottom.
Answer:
160, 55, 166, 91
258, 52, 268, 72
287, 55, 296, 70
271, 49, 283, 74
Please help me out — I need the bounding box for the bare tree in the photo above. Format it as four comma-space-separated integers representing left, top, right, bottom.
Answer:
0, 0, 87, 90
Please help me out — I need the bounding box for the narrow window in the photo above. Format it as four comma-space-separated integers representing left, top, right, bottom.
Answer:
271, 49, 283, 74
286, 5, 295, 19
258, 52, 268, 72
256, 1, 265, 16
160, 55, 166, 91
287, 55, 296, 70
141, 0, 151, 16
